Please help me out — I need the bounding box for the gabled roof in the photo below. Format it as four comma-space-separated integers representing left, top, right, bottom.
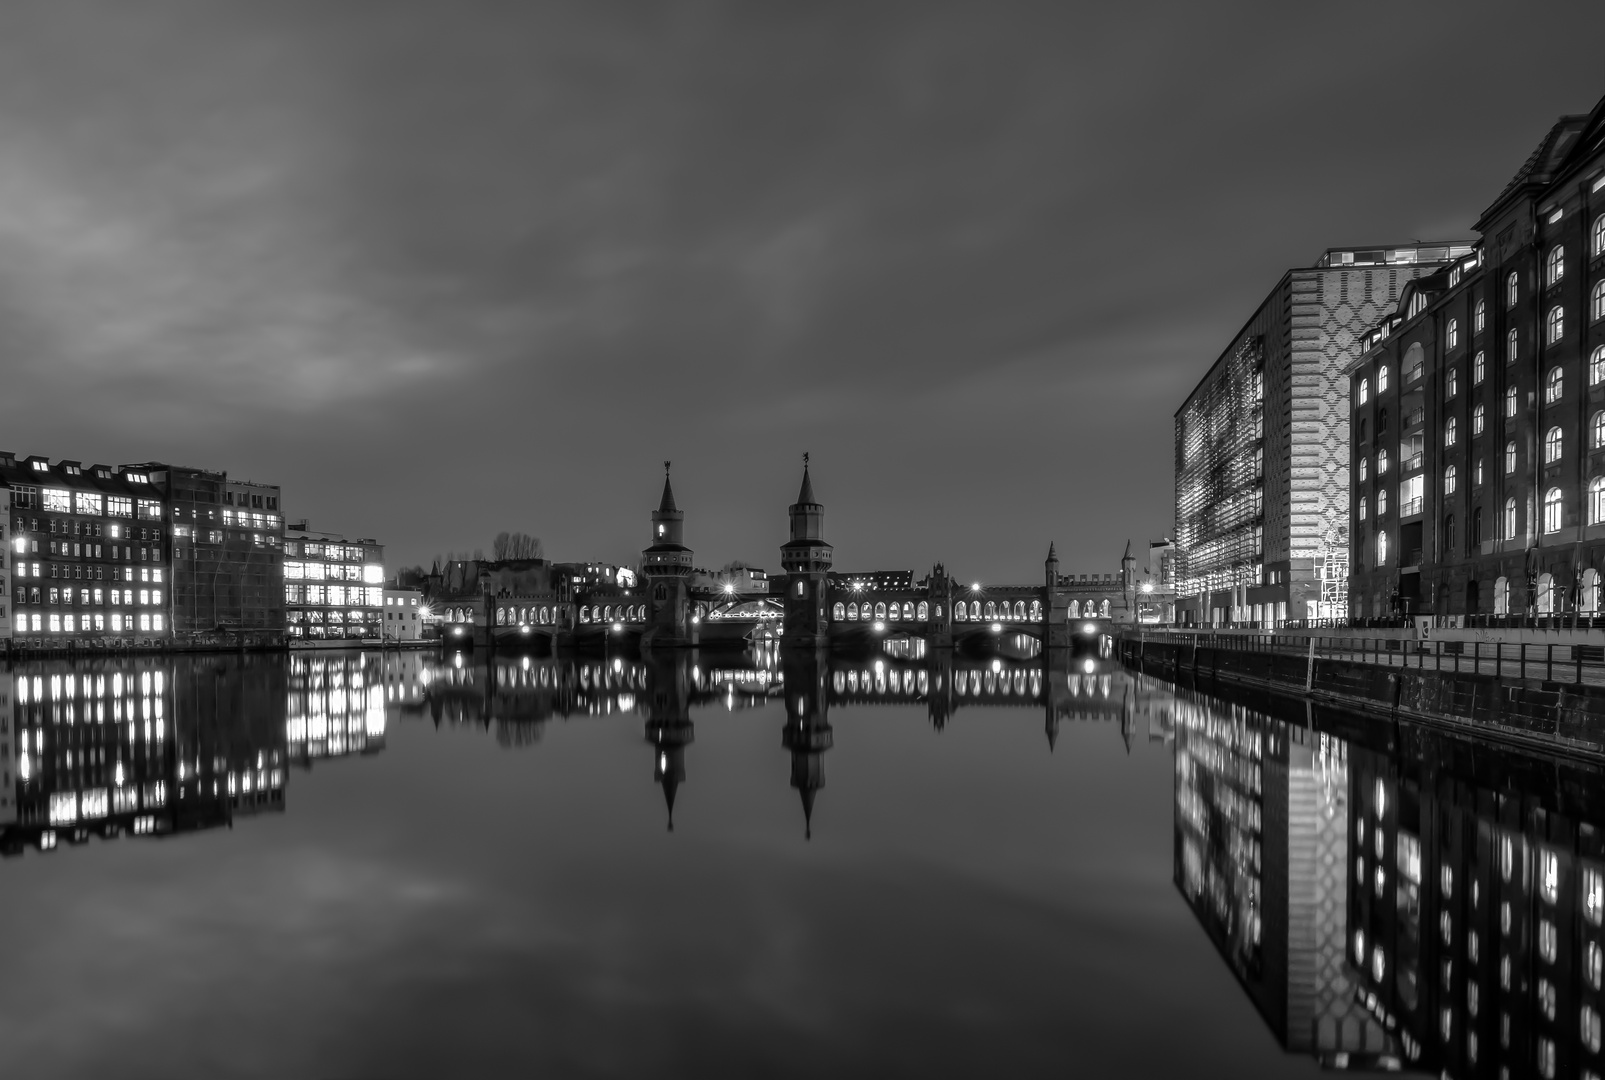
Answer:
1478, 93, 1605, 229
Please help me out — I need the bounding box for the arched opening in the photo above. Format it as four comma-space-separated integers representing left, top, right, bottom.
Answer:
1029, 600, 1041, 621
1494, 577, 1509, 615
579, 606, 590, 623
832, 602, 845, 620
1014, 601, 1026, 619
847, 602, 859, 620
953, 602, 966, 622
1536, 573, 1556, 615
1583, 569, 1600, 614
874, 601, 887, 619
916, 601, 929, 621
1068, 599, 1080, 618
1099, 599, 1110, 618
983, 601, 996, 619
903, 601, 915, 620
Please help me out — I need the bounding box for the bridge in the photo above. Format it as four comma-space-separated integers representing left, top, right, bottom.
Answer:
426, 461, 1145, 654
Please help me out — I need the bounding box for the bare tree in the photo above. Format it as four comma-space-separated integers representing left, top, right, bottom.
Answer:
493, 531, 543, 560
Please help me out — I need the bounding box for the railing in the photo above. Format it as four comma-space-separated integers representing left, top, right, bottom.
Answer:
1127, 628, 1605, 687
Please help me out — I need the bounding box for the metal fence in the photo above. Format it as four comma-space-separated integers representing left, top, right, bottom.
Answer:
1131, 629, 1605, 687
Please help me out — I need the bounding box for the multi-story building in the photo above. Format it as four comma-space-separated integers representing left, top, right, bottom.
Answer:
1175, 243, 1473, 626
382, 587, 424, 641
140, 464, 285, 645
0, 484, 10, 643
283, 524, 385, 641
1, 454, 173, 645
1348, 95, 1605, 618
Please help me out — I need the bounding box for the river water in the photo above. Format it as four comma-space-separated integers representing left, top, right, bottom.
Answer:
1, 646, 1599, 1078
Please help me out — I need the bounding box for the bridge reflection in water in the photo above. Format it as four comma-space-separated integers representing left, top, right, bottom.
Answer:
1167, 676, 1605, 1076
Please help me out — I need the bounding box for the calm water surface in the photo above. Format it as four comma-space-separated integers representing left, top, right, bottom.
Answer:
2, 645, 1600, 1078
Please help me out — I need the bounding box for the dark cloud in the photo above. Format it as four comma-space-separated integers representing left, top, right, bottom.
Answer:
0, 1, 1600, 580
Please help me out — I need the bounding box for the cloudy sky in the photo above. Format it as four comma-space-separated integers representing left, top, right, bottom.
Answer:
1, 2, 1602, 580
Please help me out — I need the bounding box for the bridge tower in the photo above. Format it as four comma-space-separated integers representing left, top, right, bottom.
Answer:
926, 563, 953, 650
1044, 541, 1073, 648
780, 456, 833, 648
780, 648, 832, 838
640, 462, 698, 649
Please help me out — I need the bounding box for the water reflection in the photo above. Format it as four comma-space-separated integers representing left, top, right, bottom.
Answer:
1170, 676, 1605, 1076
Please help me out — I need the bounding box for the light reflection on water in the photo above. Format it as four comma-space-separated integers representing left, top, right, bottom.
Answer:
0, 647, 1598, 1077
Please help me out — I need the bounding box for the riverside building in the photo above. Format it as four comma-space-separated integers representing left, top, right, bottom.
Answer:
1175, 243, 1472, 627
283, 524, 385, 641
1348, 95, 1605, 618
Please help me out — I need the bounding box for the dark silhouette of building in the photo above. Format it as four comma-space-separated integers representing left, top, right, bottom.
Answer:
781, 458, 833, 648
780, 648, 832, 838
641, 463, 698, 648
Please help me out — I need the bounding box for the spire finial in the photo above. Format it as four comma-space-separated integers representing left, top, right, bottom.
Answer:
803, 451, 810, 468
664, 459, 671, 475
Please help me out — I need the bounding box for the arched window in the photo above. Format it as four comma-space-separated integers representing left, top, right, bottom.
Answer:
1473, 351, 1486, 385
541, 607, 551, 624
1507, 328, 1520, 365
1546, 245, 1565, 287
1582, 568, 1600, 614
1378, 488, 1388, 516
1494, 576, 1509, 615
1377, 448, 1390, 475
1444, 464, 1457, 495
886, 602, 899, 621
795, 581, 805, 597
983, 601, 996, 619
969, 601, 981, 620
1594, 281, 1605, 324
1507, 270, 1520, 309
832, 602, 844, 620
1358, 377, 1370, 404
951, 602, 964, 622
1443, 514, 1455, 555
1028, 600, 1040, 621
917, 601, 929, 621
1376, 531, 1388, 566
1067, 599, 1080, 618
1506, 440, 1518, 474
1447, 319, 1459, 350
1473, 403, 1486, 435
1474, 298, 1487, 334
1546, 426, 1563, 463
1446, 367, 1458, 398
1546, 366, 1563, 403
1359, 456, 1369, 482
1014, 601, 1026, 619
1595, 214, 1605, 257
1504, 496, 1518, 540
1505, 385, 1518, 418
1593, 478, 1605, 524
846, 602, 858, 620
1547, 306, 1564, 346
904, 601, 916, 619
1595, 346, 1605, 386
1536, 572, 1556, 613
1377, 365, 1390, 393
1544, 487, 1564, 533
1378, 407, 1389, 433
497, 607, 507, 625
579, 606, 590, 623
1359, 496, 1368, 521
873, 601, 886, 619
1445, 417, 1457, 447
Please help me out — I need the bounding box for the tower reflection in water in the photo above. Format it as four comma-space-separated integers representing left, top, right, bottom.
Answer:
1172, 679, 1605, 1077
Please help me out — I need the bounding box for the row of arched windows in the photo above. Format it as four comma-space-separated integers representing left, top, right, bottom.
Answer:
954, 599, 1041, 622
1068, 599, 1111, 618
497, 604, 562, 626
1489, 569, 1602, 615
578, 604, 644, 624
832, 600, 930, 622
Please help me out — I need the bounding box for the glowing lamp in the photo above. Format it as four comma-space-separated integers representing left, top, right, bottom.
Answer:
1082, 622, 1096, 634
990, 622, 1002, 633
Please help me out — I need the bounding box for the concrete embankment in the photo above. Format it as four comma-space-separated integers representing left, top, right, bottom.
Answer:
1121, 634, 1605, 761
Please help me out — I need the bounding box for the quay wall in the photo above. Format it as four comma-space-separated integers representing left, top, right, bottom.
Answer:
1123, 635, 1605, 761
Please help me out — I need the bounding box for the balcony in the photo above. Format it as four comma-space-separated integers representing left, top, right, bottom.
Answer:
1400, 498, 1424, 518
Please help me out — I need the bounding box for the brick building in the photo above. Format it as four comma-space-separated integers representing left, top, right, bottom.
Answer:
1348, 95, 1605, 618
1176, 243, 1471, 627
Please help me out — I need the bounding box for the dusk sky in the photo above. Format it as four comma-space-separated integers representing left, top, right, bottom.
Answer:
3, 2, 1603, 582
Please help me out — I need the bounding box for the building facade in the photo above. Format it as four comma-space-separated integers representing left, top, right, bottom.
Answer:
1349, 96, 1605, 618
283, 526, 385, 641
1176, 243, 1472, 626
383, 587, 424, 641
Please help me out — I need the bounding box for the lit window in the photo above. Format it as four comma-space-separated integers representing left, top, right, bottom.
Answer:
1546, 427, 1563, 464
1505, 385, 1518, 418
1546, 366, 1563, 403
1474, 298, 1486, 334
1445, 417, 1457, 447
1359, 377, 1370, 404
1378, 365, 1389, 392
1377, 530, 1388, 566
1505, 496, 1518, 539
1594, 281, 1605, 324
1444, 464, 1457, 495
1378, 449, 1390, 475
1473, 351, 1485, 384
1507, 327, 1520, 364
1546, 245, 1565, 286
1591, 478, 1605, 525
1446, 367, 1457, 397
1547, 306, 1564, 346
1507, 270, 1520, 308
1447, 319, 1459, 349
1378, 488, 1388, 515
1359, 497, 1368, 520
1473, 403, 1486, 435
1359, 457, 1369, 482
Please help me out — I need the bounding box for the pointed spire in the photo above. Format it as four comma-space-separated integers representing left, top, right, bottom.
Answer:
795, 452, 816, 506
799, 785, 816, 840
1047, 541, 1057, 561
658, 460, 678, 513
662, 772, 679, 832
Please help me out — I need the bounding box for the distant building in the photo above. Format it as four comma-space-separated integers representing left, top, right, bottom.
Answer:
1347, 94, 1605, 618
283, 524, 385, 642
382, 587, 424, 641
1175, 243, 1473, 626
